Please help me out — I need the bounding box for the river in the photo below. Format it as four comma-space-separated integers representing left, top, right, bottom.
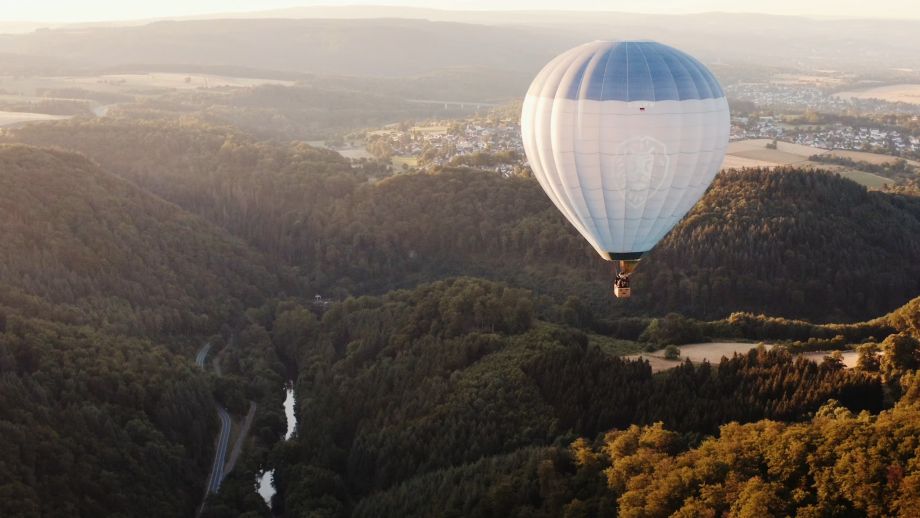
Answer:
256, 382, 297, 508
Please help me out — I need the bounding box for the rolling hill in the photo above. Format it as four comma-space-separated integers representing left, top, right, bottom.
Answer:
0, 144, 290, 516
4, 12, 920, 80
0, 144, 284, 336
208, 277, 888, 516
0, 18, 572, 78
7, 120, 920, 322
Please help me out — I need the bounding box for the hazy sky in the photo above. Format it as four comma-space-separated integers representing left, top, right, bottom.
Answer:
3, 0, 920, 22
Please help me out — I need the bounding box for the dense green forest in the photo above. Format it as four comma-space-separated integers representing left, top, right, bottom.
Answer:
202, 278, 920, 517
3, 122, 920, 517
8, 119, 920, 321
352, 390, 920, 518
0, 315, 216, 517
0, 144, 283, 336
0, 144, 289, 516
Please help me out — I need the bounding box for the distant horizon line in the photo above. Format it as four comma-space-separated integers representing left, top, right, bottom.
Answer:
4, 4, 920, 27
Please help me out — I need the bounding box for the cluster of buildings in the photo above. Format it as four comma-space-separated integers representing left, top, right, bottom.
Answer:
362, 82, 920, 171
785, 125, 920, 155
366, 117, 526, 176
732, 116, 920, 156
726, 83, 920, 115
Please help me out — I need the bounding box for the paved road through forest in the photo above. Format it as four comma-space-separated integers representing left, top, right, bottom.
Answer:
196, 343, 231, 494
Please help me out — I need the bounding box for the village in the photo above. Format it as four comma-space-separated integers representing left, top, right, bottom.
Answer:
357, 100, 920, 176
731, 115, 920, 156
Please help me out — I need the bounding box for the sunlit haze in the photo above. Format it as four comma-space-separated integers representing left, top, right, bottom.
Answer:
4, 0, 920, 22
3, 0, 920, 515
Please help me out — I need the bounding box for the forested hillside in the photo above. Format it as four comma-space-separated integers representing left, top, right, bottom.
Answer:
205, 278, 900, 517
0, 144, 289, 516
2, 133, 919, 517
0, 144, 283, 336
353, 392, 920, 518
5, 11, 920, 518
9, 119, 920, 321
0, 316, 217, 517
645, 168, 920, 321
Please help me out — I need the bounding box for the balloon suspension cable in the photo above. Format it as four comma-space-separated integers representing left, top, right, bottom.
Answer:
616, 260, 640, 277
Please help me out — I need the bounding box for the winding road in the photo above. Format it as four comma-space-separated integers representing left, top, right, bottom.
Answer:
196, 343, 232, 494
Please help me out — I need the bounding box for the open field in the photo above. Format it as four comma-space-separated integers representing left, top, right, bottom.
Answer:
590, 334, 646, 357
721, 155, 778, 169
722, 139, 819, 169
0, 73, 293, 98
836, 170, 892, 189
337, 148, 374, 160
625, 342, 772, 373
0, 111, 70, 126
772, 72, 848, 86
722, 139, 906, 188
627, 342, 860, 373
834, 83, 920, 104
727, 139, 824, 157
391, 155, 419, 168
800, 350, 859, 368
411, 125, 449, 135
63, 73, 295, 91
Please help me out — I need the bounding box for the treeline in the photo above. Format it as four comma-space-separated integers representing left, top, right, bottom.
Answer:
204, 278, 886, 517
809, 153, 915, 179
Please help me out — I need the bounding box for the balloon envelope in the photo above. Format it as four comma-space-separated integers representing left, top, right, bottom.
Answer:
521, 40, 730, 261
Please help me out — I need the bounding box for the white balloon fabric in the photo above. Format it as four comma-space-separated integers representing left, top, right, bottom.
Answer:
521, 40, 730, 261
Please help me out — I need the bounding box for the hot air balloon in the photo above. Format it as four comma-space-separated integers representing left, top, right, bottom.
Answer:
521, 40, 729, 298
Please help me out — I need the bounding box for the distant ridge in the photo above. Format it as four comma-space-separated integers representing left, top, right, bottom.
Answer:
3, 11, 920, 73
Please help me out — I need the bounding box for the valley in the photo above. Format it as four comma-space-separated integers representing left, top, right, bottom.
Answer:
2, 7, 920, 518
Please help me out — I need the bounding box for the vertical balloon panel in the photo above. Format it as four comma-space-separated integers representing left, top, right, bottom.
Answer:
522, 40, 730, 261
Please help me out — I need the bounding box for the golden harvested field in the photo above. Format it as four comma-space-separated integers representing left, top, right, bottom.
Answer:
834, 83, 920, 104
626, 343, 859, 373
626, 342, 773, 373
0, 111, 70, 127
836, 170, 892, 189
722, 139, 822, 169
729, 148, 810, 165
721, 155, 777, 169
800, 350, 859, 368
721, 139, 904, 189
726, 139, 823, 157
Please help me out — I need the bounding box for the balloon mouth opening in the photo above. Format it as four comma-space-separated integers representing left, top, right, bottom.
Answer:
608, 251, 645, 262
616, 260, 640, 276
609, 252, 645, 276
